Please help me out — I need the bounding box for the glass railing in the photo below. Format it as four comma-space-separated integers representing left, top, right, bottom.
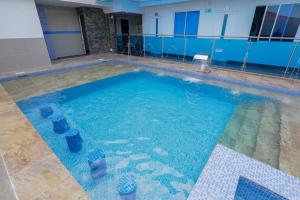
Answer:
114, 34, 300, 80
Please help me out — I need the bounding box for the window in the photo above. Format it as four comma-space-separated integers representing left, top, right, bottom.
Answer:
283, 4, 300, 41
174, 11, 200, 37
249, 6, 266, 41
174, 12, 186, 36
272, 4, 293, 40
249, 3, 300, 41
259, 5, 279, 40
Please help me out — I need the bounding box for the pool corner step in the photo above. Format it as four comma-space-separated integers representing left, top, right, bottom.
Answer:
252, 102, 281, 169
218, 103, 249, 148
219, 102, 264, 157
233, 102, 264, 157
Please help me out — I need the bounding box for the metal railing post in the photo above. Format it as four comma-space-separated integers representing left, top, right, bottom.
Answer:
210, 38, 216, 64
241, 40, 253, 71
284, 43, 298, 78
183, 35, 187, 62
161, 36, 164, 58
127, 35, 130, 56
143, 34, 146, 57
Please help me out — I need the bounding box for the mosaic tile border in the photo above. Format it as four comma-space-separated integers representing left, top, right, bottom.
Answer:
188, 144, 300, 200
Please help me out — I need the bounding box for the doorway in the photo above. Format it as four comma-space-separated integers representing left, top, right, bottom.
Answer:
121, 19, 129, 52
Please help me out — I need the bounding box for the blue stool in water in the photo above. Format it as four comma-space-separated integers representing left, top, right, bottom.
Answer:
51, 115, 69, 134
88, 148, 107, 179
65, 129, 83, 153
118, 175, 137, 200
39, 105, 53, 118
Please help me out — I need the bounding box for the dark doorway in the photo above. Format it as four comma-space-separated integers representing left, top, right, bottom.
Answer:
121, 19, 129, 53
121, 19, 129, 35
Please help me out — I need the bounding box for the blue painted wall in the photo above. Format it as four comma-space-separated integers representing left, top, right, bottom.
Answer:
143, 36, 300, 69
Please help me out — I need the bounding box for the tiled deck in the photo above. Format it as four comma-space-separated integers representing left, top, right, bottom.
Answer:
1, 53, 300, 199
0, 85, 89, 199
188, 145, 300, 200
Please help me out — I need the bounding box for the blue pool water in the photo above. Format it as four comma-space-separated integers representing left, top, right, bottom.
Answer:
17, 70, 265, 199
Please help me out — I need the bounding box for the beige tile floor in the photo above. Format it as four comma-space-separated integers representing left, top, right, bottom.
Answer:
1, 53, 300, 199
0, 86, 89, 200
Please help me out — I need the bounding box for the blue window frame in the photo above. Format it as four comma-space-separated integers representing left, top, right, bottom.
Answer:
221, 14, 228, 38
174, 11, 200, 37
155, 18, 159, 36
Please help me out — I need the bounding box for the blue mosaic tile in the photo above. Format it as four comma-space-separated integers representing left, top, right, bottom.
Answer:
234, 176, 287, 200
188, 145, 300, 200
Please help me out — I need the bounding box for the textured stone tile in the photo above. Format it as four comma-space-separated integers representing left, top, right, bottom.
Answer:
12, 154, 87, 200
2, 63, 137, 101
0, 155, 17, 200
279, 104, 300, 177
0, 85, 89, 200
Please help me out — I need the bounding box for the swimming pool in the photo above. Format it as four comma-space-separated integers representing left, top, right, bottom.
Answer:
17, 69, 275, 199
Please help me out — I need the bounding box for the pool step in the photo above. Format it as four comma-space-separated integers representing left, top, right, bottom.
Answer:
220, 101, 282, 169
218, 103, 249, 148
233, 103, 263, 157
253, 102, 281, 168
278, 104, 300, 177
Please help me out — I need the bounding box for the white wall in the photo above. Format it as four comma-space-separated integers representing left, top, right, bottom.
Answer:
0, 0, 44, 39
141, 0, 300, 37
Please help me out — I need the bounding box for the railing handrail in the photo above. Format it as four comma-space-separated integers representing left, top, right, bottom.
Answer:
114, 32, 300, 80
115, 33, 300, 41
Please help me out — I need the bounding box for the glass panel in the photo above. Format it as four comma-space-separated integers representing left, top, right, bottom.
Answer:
245, 40, 294, 77
283, 4, 300, 41
130, 35, 143, 56
174, 12, 186, 37
185, 11, 200, 37
260, 5, 279, 40
116, 35, 129, 54
144, 36, 163, 58
249, 6, 266, 41
163, 36, 185, 61
271, 4, 293, 40
285, 42, 300, 79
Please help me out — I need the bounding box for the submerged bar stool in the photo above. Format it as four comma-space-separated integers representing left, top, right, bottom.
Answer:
118, 175, 137, 200
88, 148, 107, 179
65, 128, 83, 153
51, 115, 69, 134
39, 105, 53, 118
